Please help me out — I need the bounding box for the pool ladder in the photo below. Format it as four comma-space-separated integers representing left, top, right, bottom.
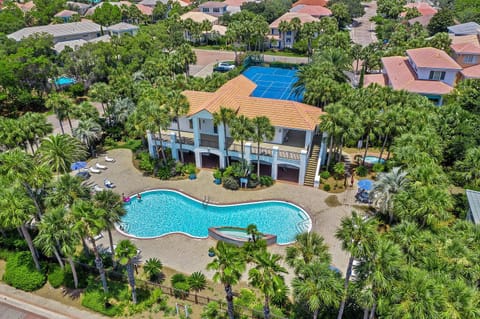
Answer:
203, 195, 209, 208
118, 222, 129, 232
295, 220, 310, 234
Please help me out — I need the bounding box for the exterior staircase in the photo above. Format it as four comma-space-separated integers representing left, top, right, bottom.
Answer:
304, 135, 322, 187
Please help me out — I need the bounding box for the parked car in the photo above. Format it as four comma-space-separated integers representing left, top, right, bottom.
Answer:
214, 62, 235, 72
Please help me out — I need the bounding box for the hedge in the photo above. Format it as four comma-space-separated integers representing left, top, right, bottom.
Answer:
3, 252, 46, 291
48, 265, 65, 288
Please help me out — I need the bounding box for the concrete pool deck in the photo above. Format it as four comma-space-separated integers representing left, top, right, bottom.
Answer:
89, 149, 351, 282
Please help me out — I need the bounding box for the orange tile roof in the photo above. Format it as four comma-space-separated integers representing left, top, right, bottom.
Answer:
184, 75, 324, 130
382, 56, 454, 95
461, 64, 480, 79
363, 74, 388, 87
136, 4, 153, 15
402, 3, 437, 17
292, 0, 328, 7
223, 0, 248, 6
269, 12, 319, 28
180, 11, 218, 23
54, 9, 78, 17
290, 5, 332, 17
451, 35, 480, 54
406, 47, 462, 70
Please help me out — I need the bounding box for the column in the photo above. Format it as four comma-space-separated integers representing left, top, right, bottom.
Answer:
298, 150, 308, 185
319, 132, 328, 166
244, 142, 252, 165
193, 117, 200, 148
218, 123, 226, 166
271, 146, 279, 180
146, 130, 157, 159
170, 132, 178, 161
304, 130, 313, 149
194, 150, 202, 168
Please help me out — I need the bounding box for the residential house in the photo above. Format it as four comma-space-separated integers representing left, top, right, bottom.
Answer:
54, 10, 79, 23
136, 4, 153, 16
85, 1, 132, 16
364, 47, 462, 105
223, 0, 250, 15
466, 189, 480, 225
408, 15, 434, 28
198, 1, 228, 17
138, 0, 189, 7
15, 1, 35, 12
66, 1, 91, 16
290, 5, 332, 18
180, 12, 219, 41
107, 22, 139, 36
8, 21, 103, 44
292, 0, 328, 7
447, 22, 480, 36
146, 75, 324, 185
450, 33, 480, 79
269, 12, 318, 49
401, 2, 437, 17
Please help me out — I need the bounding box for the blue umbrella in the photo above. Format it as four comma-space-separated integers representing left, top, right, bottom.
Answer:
71, 161, 87, 171
358, 179, 373, 191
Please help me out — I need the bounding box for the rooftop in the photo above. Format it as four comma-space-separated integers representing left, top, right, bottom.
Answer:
270, 12, 319, 29
447, 22, 480, 35
7, 21, 102, 42
450, 35, 480, 54
199, 1, 227, 8
408, 14, 434, 27
292, 0, 328, 7
406, 47, 462, 70
108, 22, 139, 32
183, 76, 323, 131
461, 64, 480, 79
136, 4, 154, 15
402, 2, 437, 16
54, 9, 78, 18
290, 5, 332, 17
85, 1, 132, 15
466, 189, 480, 224
180, 11, 218, 23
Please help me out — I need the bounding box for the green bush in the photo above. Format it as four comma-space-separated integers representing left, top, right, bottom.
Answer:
3, 252, 46, 291
182, 163, 197, 175
356, 166, 368, 177
138, 151, 156, 173
171, 273, 188, 286
320, 171, 331, 180
63, 264, 88, 289
323, 184, 331, 191
48, 265, 65, 288
82, 289, 121, 317
157, 166, 172, 180
213, 169, 223, 180
223, 176, 239, 190
259, 176, 274, 187
372, 163, 385, 173
173, 281, 190, 299
0, 248, 13, 261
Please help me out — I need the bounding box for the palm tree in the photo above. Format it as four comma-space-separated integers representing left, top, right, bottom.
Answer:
166, 91, 190, 163
34, 207, 68, 269
0, 185, 41, 271
292, 261, 343, 319
144, 258, 163, 282
176, 43, 197, 76
252, 116, 274, 177
370, 167, 408, 224
278, 20, 291, 49
335, 211, 377, 319
249, 251, 287, 319
454, 147, 480, 188
230, 115, 254, 169
246, 223, 260, 243
286, 232, 331, 275
93, 190, 126, 265
37, 135, 86, 174
71, 200, 108, 293
115, 240, 139, 304
20, 112, 53, 153
88, 82, 113, 114
213, 107, 237, 167
188, 271, 207, 303
207, 241, 246, 319
45, 174, 90, 208
73, 118, 102, 157
45, 93, 70, 134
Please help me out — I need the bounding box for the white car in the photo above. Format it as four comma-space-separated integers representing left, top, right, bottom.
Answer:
214, 62, 236, 72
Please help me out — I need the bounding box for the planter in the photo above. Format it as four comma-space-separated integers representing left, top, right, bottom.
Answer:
189, 173, 197, 180
214, 178, 222, 184
208, 250, 215, 257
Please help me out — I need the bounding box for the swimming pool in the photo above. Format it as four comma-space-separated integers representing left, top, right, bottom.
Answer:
120, 189, 311, 244
243, 66, 303, 102
55, 76, 76, 86
363, 156, 385, 164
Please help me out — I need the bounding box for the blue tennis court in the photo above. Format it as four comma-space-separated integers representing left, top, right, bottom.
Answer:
243, 66, 303, 102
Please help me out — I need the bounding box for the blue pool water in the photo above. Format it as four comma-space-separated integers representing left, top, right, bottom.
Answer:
121, 189, 311, 244
243, 66, 303, 102
55, 76, 76, 86
364, 156, 385, 164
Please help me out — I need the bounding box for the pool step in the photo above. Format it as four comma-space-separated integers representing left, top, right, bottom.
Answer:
295, 220, 310, 234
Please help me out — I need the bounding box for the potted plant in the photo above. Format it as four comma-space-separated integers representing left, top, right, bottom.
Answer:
186, 164, 197, 180
213, 169, 222, 184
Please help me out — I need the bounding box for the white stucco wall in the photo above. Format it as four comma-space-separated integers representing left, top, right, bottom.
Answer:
416, 67, 458, 86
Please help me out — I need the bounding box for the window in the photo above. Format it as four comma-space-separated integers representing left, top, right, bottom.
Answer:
214, 125, 218, 134
213, 7, 220, 12
188, 119, 193, 129
202, 7, 209, 12
286, 38, 291, 43
428, 71, 446, 81
286, 31, 292, 36
463, 55, 476, 64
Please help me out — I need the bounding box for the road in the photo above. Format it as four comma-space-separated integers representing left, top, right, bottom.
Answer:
350, 1, 378, 46
0, 302, 47, 319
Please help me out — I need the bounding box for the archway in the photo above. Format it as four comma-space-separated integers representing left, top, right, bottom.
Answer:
277, 164, 299, 183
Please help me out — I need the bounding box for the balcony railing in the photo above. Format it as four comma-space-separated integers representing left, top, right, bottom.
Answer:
251, 146, 273, 157
178, 136, 194, 145
278, 150, 300, 160
200, 134, 219, 149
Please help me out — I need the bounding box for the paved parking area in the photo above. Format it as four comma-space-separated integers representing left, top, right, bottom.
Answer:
0, 302, 47, 319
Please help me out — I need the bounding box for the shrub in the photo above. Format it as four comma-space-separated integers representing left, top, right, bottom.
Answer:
259, 176, 274, 187
144, 258, 163, 282
320, 171, 331, 180
223, 176, 239, 190
0, 248, 13, 261
372, 163, 385, 173
323, 184, 331, 191
356, 165, 368, 177
247, 178, 259, 188
188, 271, 207, 293
63, 263, 89, 289
157, 166, 172, 180
82, 289, 121, 317
173, 281, 190, 299
138, 151, 155, 173
213, 169, 222, 180
334, 162, 345, 179
182, 163, 197, 175
3, 252, 46, 291
48, 265, 65, 288
171, 273, 188, 286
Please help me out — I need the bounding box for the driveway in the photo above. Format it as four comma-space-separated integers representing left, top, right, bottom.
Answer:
350, 1, 378, 46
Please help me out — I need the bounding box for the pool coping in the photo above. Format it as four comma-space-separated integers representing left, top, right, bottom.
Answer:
117, 187, 313, 246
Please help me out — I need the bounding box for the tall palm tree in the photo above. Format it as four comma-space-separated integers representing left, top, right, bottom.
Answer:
44, 174, 90, 209
88, 82, 113, 114
176, 43, 197, 76
213, 107, 236, 167
370, 167, 408, 224
252, 116, 274, 177
0, 185, 41, 271
230, 115, 254, 169
278, 20, 291, 49
207, 241, 246, 319
37, 135, 86, 174
292, 261, 343, 319
93, 190, 126, 265
249, 251, 287, 319
335, 212, 377, 319
115, 240, 139, 304
166, 91, 190, 163
34, 207, 68, 269
286, 232, 331, 276
20, 112, 53, 153
45, 93, 70, 134
71, 200, 108, 293
73, 118, 102, 157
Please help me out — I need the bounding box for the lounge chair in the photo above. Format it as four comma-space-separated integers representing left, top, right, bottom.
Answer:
89, 166, 101, 174
104, 178, 115, 188
96, 162, 107, 170
93, 184, 104, 192
105, 156, 116, 162
93, 233, 104, 241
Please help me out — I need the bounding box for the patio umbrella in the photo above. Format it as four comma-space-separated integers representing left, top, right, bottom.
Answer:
71, 161, 87, 171
358, 179, 373, 191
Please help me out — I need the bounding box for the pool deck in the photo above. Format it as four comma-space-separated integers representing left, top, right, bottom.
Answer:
88, 149, 352, 283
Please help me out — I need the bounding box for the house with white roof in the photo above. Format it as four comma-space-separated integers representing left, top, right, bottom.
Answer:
447, 22, 480, 36
107, 22, 139, 37
466, 189, 480, 225
146, 75, 325, 185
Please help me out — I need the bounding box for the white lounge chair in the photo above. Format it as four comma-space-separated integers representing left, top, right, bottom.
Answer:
93, 184, 103, 192
105, 156, 116, 162
89, 166, 101, 174
104, 178, 115, 188
96, 162, 107, 170
93, 233, 104, 241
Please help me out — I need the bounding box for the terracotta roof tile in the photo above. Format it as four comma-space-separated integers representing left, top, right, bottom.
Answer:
408, 14, 434, 27
136, 4, 153, 15
363, 74, 388, 87
402, 3, 437, 16
450, 35, 480, 54
406, 47, 462, 70
199, 1, 227, 8
290, 5, 332, 17
269, 12, 319, 29
54, 9, 78, 18
461, 64, 480, 79
292, 0, 328, 7
180, 11, 218, 23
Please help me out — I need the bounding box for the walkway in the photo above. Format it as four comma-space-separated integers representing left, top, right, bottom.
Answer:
88, 149, 350, 283
350, 1, 378, 46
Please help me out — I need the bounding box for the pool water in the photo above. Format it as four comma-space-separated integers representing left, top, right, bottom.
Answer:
55, 76, 76, 86
243, 66, 303, 102
364, 156, 385, 164
121, 189, 311, 244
